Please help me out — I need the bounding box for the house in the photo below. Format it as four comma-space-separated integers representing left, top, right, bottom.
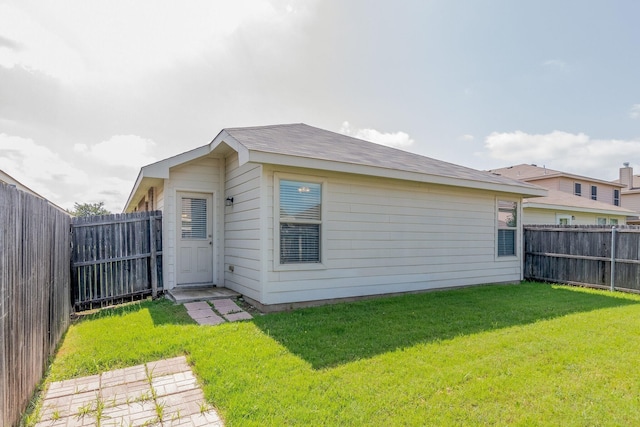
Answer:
489, 164, 633, 225
613, 163, 640, 223
1, 169, 48, 199
124, 123, 546, 310
0, 169, 67, 213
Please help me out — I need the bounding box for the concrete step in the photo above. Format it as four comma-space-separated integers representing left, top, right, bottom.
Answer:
166, 286, 241, 304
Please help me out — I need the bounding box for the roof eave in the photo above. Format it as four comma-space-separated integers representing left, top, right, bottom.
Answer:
523, 202, 635, 216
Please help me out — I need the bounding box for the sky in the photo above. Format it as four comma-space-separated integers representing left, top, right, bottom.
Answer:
1, 0, 639, 212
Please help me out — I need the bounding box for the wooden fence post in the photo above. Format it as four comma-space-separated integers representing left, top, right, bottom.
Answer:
610, 226, 617, 291
150, 214, 158, 298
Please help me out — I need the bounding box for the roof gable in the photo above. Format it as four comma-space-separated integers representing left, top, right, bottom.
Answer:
125, 123, 547, 211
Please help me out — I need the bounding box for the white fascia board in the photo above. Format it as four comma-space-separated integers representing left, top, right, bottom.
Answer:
143, 145, 211, 179
123, 169, 145, 213
248, 151, 548, 197
524, 202, 635, 216
209, 130, 250, 164
123, 145, 211, 212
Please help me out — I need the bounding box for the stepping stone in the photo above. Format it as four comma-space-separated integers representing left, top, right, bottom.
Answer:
187, 308, 217, 320
184, 301, 211, 311
212, 299, 242, 315
196, 314, 226, 325
224, 311, 253, 322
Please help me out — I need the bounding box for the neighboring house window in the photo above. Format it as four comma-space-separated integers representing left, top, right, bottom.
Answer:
497, 200, 518, 257
597, 217, 607, 225
278, 179, 322, 264
610, 218, 619, 225
591, 185, 597, 201
614, 189, 620, 206
574, 183, 582, 196
556, 214, 572, 225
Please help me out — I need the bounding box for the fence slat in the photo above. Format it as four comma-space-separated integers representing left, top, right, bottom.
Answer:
0, 183, 71, 427
70, 211, 163, 310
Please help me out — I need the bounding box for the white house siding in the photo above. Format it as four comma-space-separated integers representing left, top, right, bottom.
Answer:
224, 153, 263, 301
162, 156, 223, 289
261, 166, 522, 305
523, 208, 627, 225
156, 186, 165, 211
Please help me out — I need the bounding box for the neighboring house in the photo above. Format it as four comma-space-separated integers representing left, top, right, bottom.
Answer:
489, 164, 632, 225
522, 189, 634, 225
1, 169, 47, 199
0, 169, 67, 212
612, 163, 640, 223
124, 123, 546, 310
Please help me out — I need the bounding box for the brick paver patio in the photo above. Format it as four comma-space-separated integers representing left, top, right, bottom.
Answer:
36, 356, 223, 427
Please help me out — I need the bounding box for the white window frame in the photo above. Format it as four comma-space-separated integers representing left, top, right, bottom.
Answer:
574, 182, 582, 196
496, 198, 520, 259
274, 172, 327, 271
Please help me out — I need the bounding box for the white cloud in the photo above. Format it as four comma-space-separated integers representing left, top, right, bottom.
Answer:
339, 121, 415, 149
484, 130, 640, 180
0, 1, 311, 85
459, 134, 475, 142
630, 104, 640, 120
75, 135, 157, 168
0, 133, 88, 202
542, 59, 568, 71
0, 3, 86, 82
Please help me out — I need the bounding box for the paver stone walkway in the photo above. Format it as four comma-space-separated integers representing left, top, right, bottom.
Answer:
36, 356, 223, 427
184, 299, 252, 325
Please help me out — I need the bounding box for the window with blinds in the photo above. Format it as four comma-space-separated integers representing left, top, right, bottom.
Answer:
181, 197, 207, 239
497, 200, 517, 257
279, 180, 321, 264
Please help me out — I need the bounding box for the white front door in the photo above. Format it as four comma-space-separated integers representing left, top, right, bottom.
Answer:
177, 192, 214, 285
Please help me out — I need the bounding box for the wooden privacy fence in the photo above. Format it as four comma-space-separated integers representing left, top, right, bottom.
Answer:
71, 211, 163, 311
0, 183, 71, 427
524, 225, 640, 292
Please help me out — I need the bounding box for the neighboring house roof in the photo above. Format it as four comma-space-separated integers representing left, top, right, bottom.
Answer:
524, 189, 635, 216
125, 124, 547, 211
0, 169, 68, 213
490, 164, 625, 188
0, 169, 47, 199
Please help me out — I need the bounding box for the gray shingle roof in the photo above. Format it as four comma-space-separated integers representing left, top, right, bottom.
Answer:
224, 123, 540, 190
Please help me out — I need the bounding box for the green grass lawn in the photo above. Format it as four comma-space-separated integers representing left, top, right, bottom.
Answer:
27, 282, 640, 426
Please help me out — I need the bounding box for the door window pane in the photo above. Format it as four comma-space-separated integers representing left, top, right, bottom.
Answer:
181, 197, 207, 239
